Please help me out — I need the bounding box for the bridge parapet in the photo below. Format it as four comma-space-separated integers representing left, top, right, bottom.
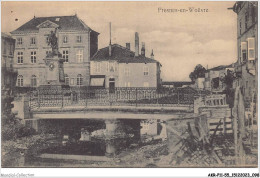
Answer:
27, 87, 195, 111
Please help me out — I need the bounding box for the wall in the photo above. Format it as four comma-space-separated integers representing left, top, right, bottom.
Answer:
90, 60, 119, 88
234, 1, 258, 108
237, 2, 258, 64
118, 63, 157, 88
140, 119, 157, 136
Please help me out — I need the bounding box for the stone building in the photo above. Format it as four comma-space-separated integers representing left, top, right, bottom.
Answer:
232, 2, 258, 107
1, 32, 17, 90
204, 64, 234, 92
10, 15, 99, 88
1, 33, 17, 123
90, 32, 161, 90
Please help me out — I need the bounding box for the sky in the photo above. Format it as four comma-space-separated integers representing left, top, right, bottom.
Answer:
1, 1, 237, 81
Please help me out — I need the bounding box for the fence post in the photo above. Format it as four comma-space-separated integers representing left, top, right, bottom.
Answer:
136, 88, 138, 107
177, 89, 180, 105
85, 89, 88, 108
61, 90, 63, 108
37, 90, 40, 109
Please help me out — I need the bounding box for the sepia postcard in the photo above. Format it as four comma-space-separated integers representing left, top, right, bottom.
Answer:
1, 1, 259, 177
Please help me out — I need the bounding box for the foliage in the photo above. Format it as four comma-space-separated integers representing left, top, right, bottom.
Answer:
2, 113, 36, 141
220, 69, 235, 90
189, 64, 207, 82
220, 69, 236, 108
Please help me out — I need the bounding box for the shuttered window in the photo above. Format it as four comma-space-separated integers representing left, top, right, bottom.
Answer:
248, 38, 255, 60
241, 42, 247, 62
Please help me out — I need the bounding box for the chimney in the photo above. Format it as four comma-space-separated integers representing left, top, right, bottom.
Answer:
151, 49, 154, 59
135, 32, 139, 57
126, 43, 130, 50
109, 22, 112, 57
141, 42, 145, 56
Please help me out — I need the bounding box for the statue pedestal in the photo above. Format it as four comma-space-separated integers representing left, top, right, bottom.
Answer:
43, 53, 65, 86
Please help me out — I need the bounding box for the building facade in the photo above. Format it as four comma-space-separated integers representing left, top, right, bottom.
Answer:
1, 33, 17, 90
10, 15, 99, 88
1, 33, 17, 122
204, 64, 234, 92
90, 33, 161, 90
232, 1, 258, 107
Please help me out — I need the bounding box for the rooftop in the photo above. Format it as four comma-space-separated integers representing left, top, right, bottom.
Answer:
91, 44, 160, 64
207, 63, 234, 71
1, 32, 14, 39
11, 15, 99, 34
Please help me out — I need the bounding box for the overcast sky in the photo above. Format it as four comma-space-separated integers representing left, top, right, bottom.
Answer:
2, 1, 237, 81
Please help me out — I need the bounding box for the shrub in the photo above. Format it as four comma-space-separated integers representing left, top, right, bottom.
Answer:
17, 126, 36, 138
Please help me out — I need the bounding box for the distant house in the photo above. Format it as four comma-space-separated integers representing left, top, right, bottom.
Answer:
204, 64, 235, 92
10, 15, 99, 88
90, 32, 161, 91
161, 81, 193, 89
195, 78, 205, 90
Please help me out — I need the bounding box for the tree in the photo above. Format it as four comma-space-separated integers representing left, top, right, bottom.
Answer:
220, 69, 235, 108
189, 64, 207, 82
221, 69, 235, 90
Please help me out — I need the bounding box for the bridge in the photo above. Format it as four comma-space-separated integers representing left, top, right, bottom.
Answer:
13, 86, 201, 134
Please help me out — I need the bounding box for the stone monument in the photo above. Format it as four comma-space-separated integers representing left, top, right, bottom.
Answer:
43, 28, 65, 86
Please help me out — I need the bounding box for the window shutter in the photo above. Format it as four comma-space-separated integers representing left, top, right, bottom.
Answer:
241, 42, 247, 62
248, 38, 255, 60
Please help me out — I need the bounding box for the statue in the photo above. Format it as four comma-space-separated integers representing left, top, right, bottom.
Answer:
47, 28, 59, 55
42, 28, 65, 85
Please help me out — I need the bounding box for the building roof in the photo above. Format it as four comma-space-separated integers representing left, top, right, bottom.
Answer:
207, 64, 234, 71
1, 32, 14, 39
162, 81, 193, 86
11, 15, 99, 34
91, 44, 160, 64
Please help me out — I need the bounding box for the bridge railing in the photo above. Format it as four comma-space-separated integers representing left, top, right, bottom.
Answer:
28, 87, 196, 110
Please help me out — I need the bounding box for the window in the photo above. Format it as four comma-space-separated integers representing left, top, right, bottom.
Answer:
63, 36, 68, 43
31, 51, 37, 63
94, 62, 101, 73
245, 12, 248, 29
77, 74, 83, 86
65, 74, 69, 85
248, 38, 255, 60
17, 75, 23, 87
143, 82, 149, 87
46, 36, 49, 44
239, 20, 242, 35
109, 62, 115, 72
128, 82, 131, 87
17, 37, 22, 45
76, 36, 82, 43
125, 82, 131, 87
31, 75, 37, 87
46, 51, 52, 56
252, 6, 256, 23
241, 42, 247, 62
17, 52, 23, 64
30, 37, 36, 45
142, 122, 149, 131
62, 50, 69, 63
124, 67, 130, 76
70, 78, 75, 86
3, 42, 6, 54
106, 62, 109, 72
144, 66, 149, 75
76, 49, 83, 63
9, 44, 13, 55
